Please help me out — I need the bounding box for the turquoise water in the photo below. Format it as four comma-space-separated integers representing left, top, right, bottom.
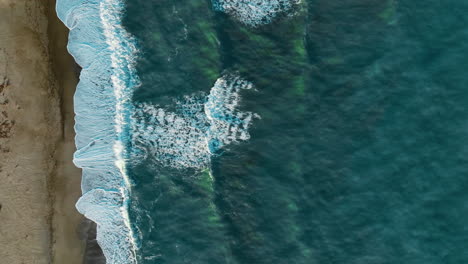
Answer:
59, 0, 468, 263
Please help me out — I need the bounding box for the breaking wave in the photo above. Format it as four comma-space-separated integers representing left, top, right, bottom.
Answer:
212, 0, 301, 26
56, 0, 138, 263
132, 75, 259, 169
57, 0, 259, 262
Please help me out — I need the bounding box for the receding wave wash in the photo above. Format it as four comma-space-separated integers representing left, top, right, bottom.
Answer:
56, 0, 138, 263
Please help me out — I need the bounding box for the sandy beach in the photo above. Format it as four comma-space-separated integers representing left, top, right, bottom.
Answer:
0, 0, 85, 263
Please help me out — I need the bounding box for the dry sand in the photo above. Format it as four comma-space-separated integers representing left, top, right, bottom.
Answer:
0, 0, 86, 263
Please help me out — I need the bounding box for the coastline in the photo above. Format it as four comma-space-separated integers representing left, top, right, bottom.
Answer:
0, 0, 85, 263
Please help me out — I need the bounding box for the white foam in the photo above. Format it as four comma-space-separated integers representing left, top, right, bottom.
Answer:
57, 0, 260, 262
99, 0, 138, 262
56, 0, 139, 263
132, 75, 259, 169
212, 0, 301, 26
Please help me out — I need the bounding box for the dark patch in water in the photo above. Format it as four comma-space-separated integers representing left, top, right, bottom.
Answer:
80, 219, 106, 264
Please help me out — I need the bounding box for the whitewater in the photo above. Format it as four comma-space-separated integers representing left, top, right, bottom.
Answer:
55, 0, 299, 262
57, 0, 138, 263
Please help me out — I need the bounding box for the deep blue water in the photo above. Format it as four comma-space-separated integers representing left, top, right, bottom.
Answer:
59, 0, 468, 263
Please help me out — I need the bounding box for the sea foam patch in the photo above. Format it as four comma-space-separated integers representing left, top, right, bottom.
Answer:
57, 0, 259, 261
132, 75, 259, 169
212, 0, 301, 26
56, 0, 138, 263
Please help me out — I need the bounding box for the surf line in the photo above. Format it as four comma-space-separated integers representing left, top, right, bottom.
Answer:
100, 0, 138, 262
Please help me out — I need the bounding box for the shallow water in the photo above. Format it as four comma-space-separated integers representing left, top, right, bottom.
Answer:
59, 0, 468, 263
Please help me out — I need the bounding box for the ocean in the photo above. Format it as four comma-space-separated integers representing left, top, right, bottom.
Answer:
57, 0, 468, 263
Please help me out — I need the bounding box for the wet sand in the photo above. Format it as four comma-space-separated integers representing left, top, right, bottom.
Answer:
47, 0, 88, 263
